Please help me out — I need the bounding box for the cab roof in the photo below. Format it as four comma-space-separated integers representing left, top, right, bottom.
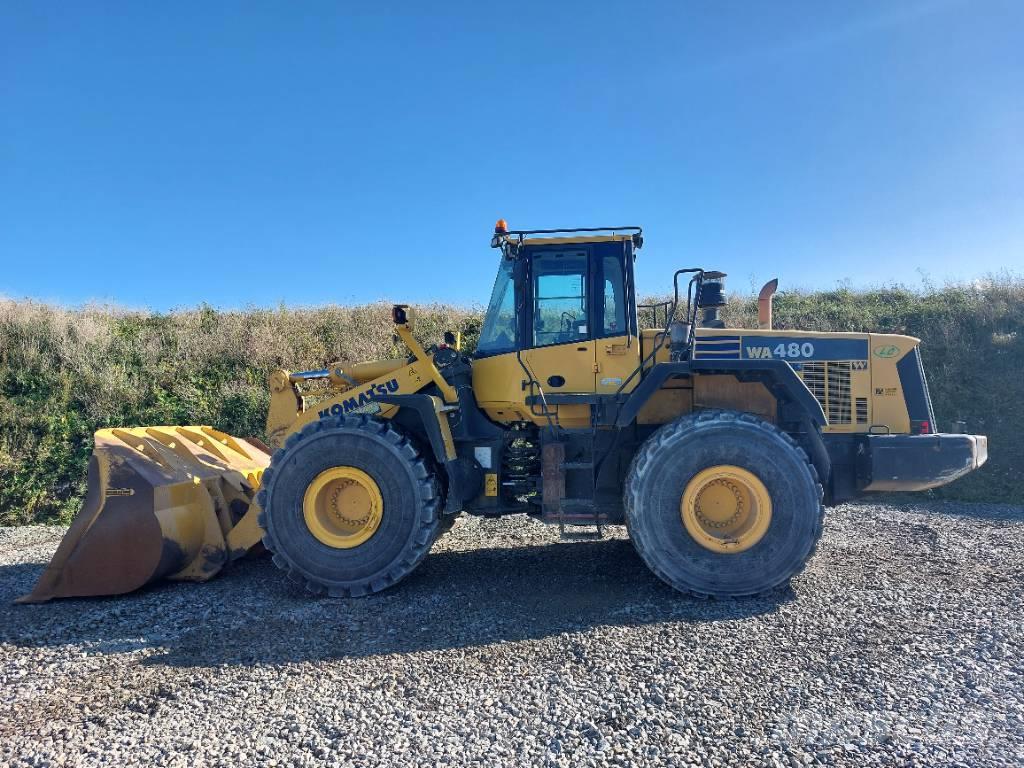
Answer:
491, 225, 643, 251
520, 234, 636, 246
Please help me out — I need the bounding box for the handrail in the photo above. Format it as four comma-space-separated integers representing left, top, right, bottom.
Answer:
615, 268, 705, 398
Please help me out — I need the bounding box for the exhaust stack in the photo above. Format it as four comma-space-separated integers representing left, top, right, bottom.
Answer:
758, 279, 779, 330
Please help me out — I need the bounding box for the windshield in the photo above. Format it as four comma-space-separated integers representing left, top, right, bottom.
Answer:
476, 258, 517, 355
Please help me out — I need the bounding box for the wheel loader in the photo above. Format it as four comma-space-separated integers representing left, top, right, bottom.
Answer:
18, 222, 988, 603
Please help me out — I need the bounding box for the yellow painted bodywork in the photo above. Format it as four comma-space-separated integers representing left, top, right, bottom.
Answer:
395, 323, 458, 403
636, 327, 921, 434
596, 334, 642, 395
269, 358, 429, 445
472, 340, 598, 427
265, 323, 458, 453
469, 352, 532, 422
471, 334, 643, 428
867, 334, 917, 434
337, 357, 407, 384
470, 324, 921, 435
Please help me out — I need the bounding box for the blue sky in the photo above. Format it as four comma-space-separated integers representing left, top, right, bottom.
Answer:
1, 1, 1021, 309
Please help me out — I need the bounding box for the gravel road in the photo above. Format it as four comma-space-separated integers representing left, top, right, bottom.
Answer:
2, 501, 1023, 767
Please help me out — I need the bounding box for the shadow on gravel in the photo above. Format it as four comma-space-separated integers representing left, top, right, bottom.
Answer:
2, 539, 792, 668
850, 498, 1024, 521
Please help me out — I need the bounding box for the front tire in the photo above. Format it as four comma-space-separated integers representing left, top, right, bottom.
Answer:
625, 409, 823, 598
257, 415, 441, 597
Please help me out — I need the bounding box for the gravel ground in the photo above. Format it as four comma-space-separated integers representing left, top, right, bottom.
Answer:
1, 501, 1023, 768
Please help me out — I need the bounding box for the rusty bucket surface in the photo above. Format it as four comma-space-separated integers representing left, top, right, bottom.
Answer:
17, 426, 270, 604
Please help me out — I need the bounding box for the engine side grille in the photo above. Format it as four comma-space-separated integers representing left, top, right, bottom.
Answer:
856, 397, 868, 425
799, 362, 852, 426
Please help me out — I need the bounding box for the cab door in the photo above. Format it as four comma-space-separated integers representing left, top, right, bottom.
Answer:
593, 249, 641, 394
521, 249, 594, 427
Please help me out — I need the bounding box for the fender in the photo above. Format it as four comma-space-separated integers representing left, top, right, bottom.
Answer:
695, 359, 832, 502
615, 359, 826, 428
615, 358, 830, 495
376, 394, 481, 514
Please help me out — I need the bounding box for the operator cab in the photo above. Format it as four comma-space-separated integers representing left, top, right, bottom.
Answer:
471, 222, 645, 428
476, 222, 642, 359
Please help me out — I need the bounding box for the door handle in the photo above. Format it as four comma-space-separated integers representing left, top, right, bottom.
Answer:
547, 375, 566, 388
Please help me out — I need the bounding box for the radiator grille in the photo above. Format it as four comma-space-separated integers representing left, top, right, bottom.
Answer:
799, 362, 853, 425
856, 397, 868, 425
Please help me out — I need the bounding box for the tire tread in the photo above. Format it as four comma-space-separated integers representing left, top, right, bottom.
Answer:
257, 415, 441, 598
624, 409, 825, 599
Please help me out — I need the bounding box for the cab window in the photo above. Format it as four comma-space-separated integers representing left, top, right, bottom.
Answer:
476, 258, 517, 355
602, 255, 626, 335
532, 251, 588, 347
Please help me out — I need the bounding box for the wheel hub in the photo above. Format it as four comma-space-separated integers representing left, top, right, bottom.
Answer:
680, 465, 772, 553
303, 466, 382, 549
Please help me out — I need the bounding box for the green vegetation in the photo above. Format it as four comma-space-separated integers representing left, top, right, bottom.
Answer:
1, 277, 1020, 526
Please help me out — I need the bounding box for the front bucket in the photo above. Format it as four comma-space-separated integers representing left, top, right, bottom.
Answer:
17, 426, 271, 604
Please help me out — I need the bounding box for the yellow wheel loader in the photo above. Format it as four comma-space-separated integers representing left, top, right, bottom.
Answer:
18, 221, 988, 603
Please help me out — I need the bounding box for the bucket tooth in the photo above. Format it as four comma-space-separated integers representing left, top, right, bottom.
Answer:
17, 426, 271, 604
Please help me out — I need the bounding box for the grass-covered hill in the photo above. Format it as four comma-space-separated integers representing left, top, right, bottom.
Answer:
1, 277, 1020, 525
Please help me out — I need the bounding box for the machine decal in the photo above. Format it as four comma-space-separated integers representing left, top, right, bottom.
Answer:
317, 378, 400, 419
744, 341, 817, 360
695, 336, 869, 362
873, 344, 901, 358
692, 336, 741, 359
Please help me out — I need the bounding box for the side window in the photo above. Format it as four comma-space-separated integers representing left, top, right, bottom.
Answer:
532, 251, 588, 346
476, 258, 517, 355
602, 256, 626, 335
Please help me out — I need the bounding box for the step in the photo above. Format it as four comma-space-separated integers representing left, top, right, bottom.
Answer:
561, 461, 594, 470
543, 517, 611, 532
560, 528, 604, 541
560, 498, 598, 508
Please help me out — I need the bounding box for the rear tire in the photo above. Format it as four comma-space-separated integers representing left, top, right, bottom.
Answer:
625, 409, 823, 598
257, 415, 441, 597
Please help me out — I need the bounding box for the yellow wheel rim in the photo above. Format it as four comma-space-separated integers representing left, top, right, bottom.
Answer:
680, 465, 772, 554
303, 466, 383, 549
